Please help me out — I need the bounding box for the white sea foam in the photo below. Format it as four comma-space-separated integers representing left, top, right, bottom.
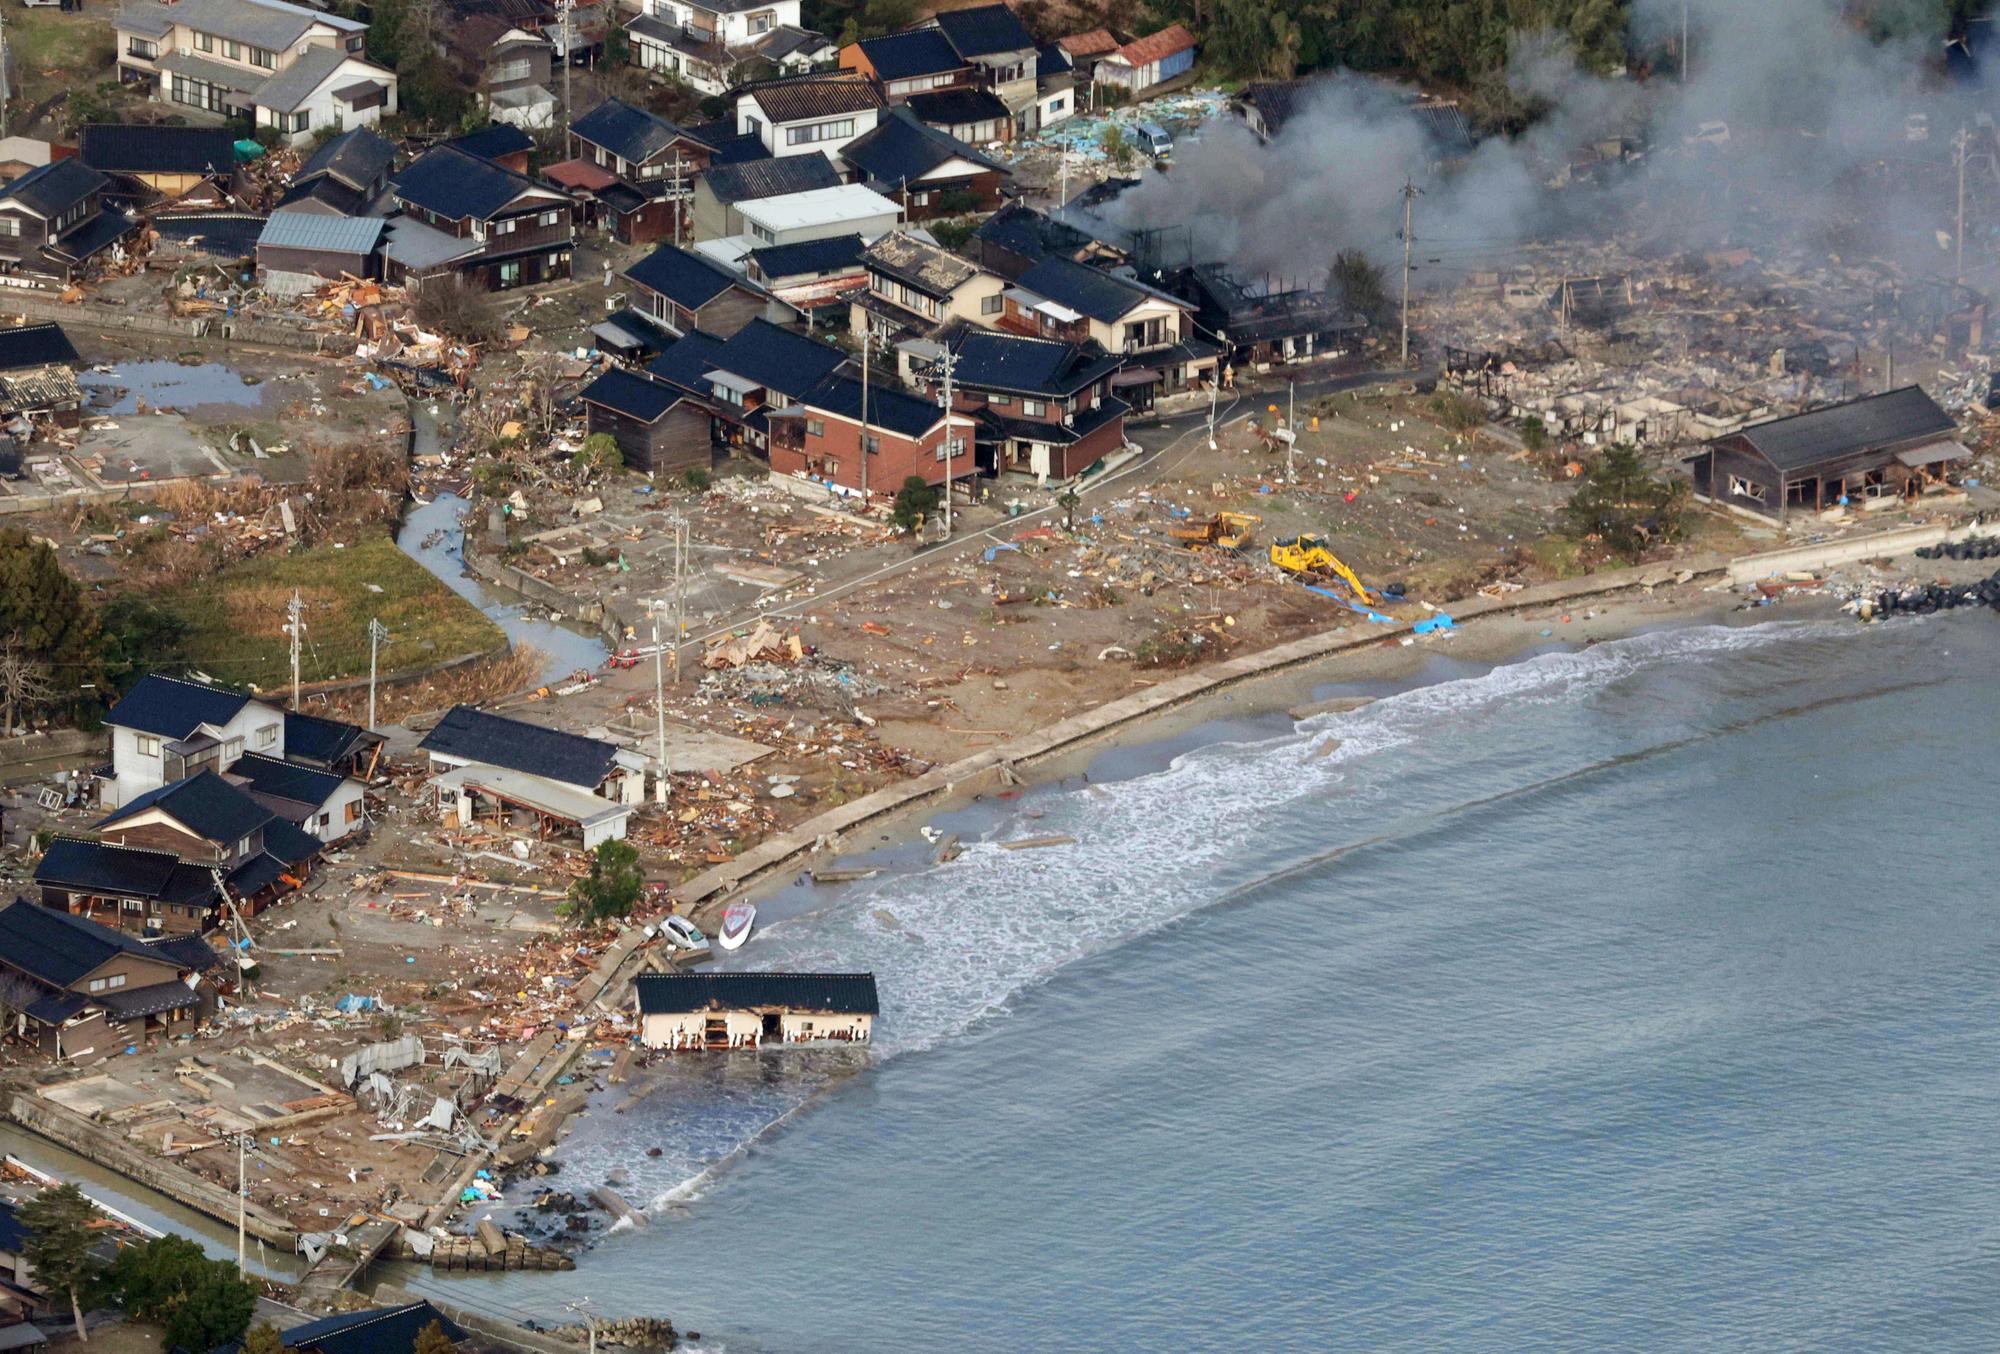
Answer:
613, 620, 1841, 1212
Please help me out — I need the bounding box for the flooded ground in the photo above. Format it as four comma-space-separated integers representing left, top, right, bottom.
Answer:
78, 360, 271, 415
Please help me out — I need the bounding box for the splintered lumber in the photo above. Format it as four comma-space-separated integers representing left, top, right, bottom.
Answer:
1000, 835, 1077, 851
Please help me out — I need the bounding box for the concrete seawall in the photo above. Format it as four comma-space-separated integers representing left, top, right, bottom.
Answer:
1726, 520, 1986, 585
669, 554, 1730, 917
6, 1093, 296, 1247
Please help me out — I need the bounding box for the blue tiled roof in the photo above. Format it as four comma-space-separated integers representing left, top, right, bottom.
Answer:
0, 897, 179, 989
748, 233, 865, 280
34, 836, 180, 899
579, 367, 683, 422
419, 705, 622, 789
104, 673, 254, 740
708, 318, 846, 399
949, 331, 1122, 396
624, 244, 748, 311
932, 2, 1034, 57
857, 29, 964, 80
571, 98, 708, 165
97, 770, 273, 845
395, 145, 554, 221
646, 329, 730, 393
282, 711, 374, 767
842, 106, 1004, 190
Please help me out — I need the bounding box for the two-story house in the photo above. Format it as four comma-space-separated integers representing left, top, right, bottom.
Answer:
929, 329, 1127, 483
629, 0, 829, 96
624, 242, 780, 337
0, 158, 137, 287
767, 372, 973, 502
658, 315, 846, 454
688, 152, 841, 241
0, 898, 216, 1063
850, 230, 1006, 343
839, 29, 972, 101
113, 0, 399, 146
970, 203, 1122, 281
470, 24, 559, 130
918, 3, 1038, 136
840, 106, 1009, 219
562, 98, 718, 245
385, 146, 575, 291
1003, 256, 1218, 411
92, 673, 367, 843
276, 126, 397, 216
735, 71, 885, 160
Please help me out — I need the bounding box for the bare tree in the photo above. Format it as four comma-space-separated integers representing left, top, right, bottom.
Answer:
0, 636, 56, 737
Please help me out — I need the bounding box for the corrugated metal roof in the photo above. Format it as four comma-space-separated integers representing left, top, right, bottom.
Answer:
257, 209, 384, 254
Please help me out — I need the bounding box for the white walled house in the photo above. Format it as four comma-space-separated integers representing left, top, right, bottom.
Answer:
418, 704, 646, 847
113, 0, 397, 145
735, 74, 885, 159
645, 0, 803, 50
635, 972, 879, 1050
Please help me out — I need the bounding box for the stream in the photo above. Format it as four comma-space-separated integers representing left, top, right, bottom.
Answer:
392, 400, 608, 684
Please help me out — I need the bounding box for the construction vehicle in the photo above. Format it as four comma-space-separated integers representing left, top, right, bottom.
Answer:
1168, 511, 1260, 552
1269, 535, 1375, 603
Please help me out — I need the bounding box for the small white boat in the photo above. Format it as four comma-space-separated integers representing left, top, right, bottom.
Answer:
716, 902, 756, 951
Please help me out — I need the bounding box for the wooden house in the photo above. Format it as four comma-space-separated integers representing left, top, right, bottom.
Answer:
0, 898, 216, 1063
623, 242, 776, 338
75, 124, 238, 208
577, 367, 711, 475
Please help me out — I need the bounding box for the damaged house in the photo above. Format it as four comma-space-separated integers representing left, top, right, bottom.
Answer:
1179, 265, 1363, 371
0, 898, 216, 1064
76, 124, 239, 209
1685, 384, 1964, 518
0, 322, 83, 430
1002, 256, 1217, 410
850, 230, 1006, 343
383, 145, 575, 291
420, 705, 646, 847
634, 970, 878, 1049
0, 158, 138, 288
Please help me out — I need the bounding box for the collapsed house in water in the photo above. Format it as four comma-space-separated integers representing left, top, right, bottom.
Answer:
634, 971, 879, 1049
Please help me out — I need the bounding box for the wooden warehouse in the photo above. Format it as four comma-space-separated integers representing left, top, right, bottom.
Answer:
634, 971, 879, 1050
1685, 385, 1964, 518
577, 367, 712, 475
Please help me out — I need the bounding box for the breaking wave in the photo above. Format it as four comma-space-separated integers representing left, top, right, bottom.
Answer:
557, 621, 1843, 1214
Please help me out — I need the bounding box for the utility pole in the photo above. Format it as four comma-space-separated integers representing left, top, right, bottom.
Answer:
366, 618, 388, 730
1057, 148, 1069, 209
669, 514, 689, 682
1953, 124, 1971, 284
1285, 379, 1296, 482
0, 7, 11, 139
667, 149, 689, 245
561, 0, 574, 157
1399, 179, 1420, 365
236, 1133, 247, 1279
1680, 0, 1689, 84
286, 590, 303, 710
859, 319, 875, 502
938, 346, 957, 537
644, 597, 667, 797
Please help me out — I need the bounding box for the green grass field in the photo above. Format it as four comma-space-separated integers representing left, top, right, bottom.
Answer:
8, 10, 115, 112
159, 537, 506, 690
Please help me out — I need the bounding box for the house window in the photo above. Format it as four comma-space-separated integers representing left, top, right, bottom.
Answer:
127, 38, 158, 59
87, 974, 128, 992
492, 56, 533, 83
495, 218, 518, 235
640, 162, 664, 178
237, 838, 252, 858
290, 110, 310, 133
249, 46, 276, 68
784, 118, 853, 146
862, 433, 881, 455
0, 218, 18, 238
1729, 475, 1767, 504
805, 418, 824, 437
981, 294, 1003, 315
749, 12, 770, 32
990, 393, 1011, 407
345, 799, 363, 824
500, 261, 522, 286
911, 191, 931, 206
1049, 96, 1067, 112
136, 735, 161, 756
256, 724, 277, 749
1022, 399, 1045, 416
195, 31, 214, 52
744, 115, 762, 139
223, 737, 243, 763
539, 210, 560, 226
750, 222, 774, 243
223, 39, 241, 60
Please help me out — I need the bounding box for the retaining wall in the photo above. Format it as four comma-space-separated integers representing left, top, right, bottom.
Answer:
1725, 520, 1983, 585
7, 1092, 297, 1246
0, 297, 355, 356
463, 547, 608, 629
0, 728, 102, 770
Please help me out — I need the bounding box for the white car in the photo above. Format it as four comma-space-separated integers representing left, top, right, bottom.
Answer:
657, 915, 707, 950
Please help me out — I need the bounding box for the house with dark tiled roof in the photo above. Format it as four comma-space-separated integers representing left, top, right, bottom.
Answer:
95, 770, 322, 876
743, 232, 868, 317
387, 145, 575, 291
210, 1300, 469, 1354
971, 203, 1121, 281
1002, 256, 1218, 410
443, 123, 536, 174
276, 126, 397, 216
928, 329, 1129, 483
676, 315, 847, 455
733, 71, 885, 161
557, 98, 719, 245
840, 105, 1008, 219
766, 370, 974, 502
689, 151, 842, 242
33, 836, 227, 936
420, 705, 646, 847
577, 365, 710, 475
76, 124, 239, 208
636, 969, 877, 1048
839, 29, 973, 101
0, 158, 137, 287
0, 321, 83, 427
0, 897, 216, 1062
912, 2, 1038, 135
113, 0, 398, 146
623, 241, 778, 338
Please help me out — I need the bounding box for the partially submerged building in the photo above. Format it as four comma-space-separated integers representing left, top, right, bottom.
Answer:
1685, 385, 1963, 518
419, 705, 646, 846
634, 970, 878, 1049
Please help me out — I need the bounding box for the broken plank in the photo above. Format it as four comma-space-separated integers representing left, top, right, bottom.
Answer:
1000, 834, 1076, 851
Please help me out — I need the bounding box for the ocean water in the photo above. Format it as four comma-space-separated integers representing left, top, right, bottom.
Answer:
403, 615, 2000, 1351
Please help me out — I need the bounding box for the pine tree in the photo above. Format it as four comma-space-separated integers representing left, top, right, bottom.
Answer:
414, 1318, 459, 1354
19, 1182, 101, 1342
241, 1320, 285, 1354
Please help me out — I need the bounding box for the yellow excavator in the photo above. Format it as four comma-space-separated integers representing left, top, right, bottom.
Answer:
1270, 535, 1375, 603
1168, 511, 1261, 552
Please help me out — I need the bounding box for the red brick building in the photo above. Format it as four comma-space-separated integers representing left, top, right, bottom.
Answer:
768, 374, 975, 502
